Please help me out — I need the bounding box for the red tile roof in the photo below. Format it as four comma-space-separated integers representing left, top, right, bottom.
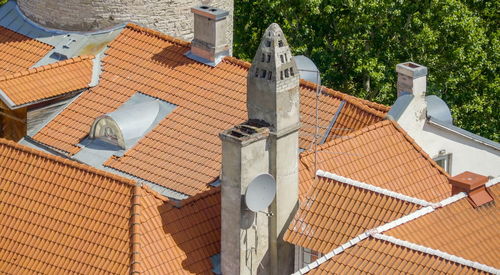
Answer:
309, 237, 489, 274
0, 26, 53, 76
0, 137, 223, 274
386, 183, 500, 268
284, 175, 420, 253
32, 23, 389, 197
140, 186, 221, 274
298, 120, 450, 202
0, 56, 94, 108
0, 138, 136, 274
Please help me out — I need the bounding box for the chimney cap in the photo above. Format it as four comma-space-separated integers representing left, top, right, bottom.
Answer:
191, 5, 229, 20
449, 171, 489, 191
396, 62, 428, 78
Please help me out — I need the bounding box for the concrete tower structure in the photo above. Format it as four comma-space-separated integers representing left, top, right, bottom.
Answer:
220, 23, 300, 275
17, 0, 233, 46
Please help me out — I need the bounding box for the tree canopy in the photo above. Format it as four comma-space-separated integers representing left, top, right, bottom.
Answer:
234, 0, 499, 141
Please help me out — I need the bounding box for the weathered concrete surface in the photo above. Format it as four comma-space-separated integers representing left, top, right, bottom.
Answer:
17, 0, 233, 49
220, 126, 271, 275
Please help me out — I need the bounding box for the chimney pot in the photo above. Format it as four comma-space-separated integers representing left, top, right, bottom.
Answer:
449, 171, 493, 207
186, 5, 229, 66
396, 61, 427, 97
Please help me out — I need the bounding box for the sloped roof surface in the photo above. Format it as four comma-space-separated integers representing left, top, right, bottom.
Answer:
0, 138, 135, 274
33, 23, 388, 197
140, 187, 221, 274
386, 183, 500, 268
0, 56, 93, 107
284, 176, 420, 253
299, 120, 450, 202
0, 26, 53, 76
308, 237, 488, 275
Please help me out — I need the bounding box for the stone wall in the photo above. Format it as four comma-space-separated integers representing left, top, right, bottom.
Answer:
17, 0, 233, 49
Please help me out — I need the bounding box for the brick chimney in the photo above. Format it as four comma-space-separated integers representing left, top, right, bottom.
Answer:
187, 5, 229, 66
396, 62, 427, 98
449, 171, 494, 207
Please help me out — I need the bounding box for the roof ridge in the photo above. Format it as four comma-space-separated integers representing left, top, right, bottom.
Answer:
293, 191, 469, 274
299, 79, 387, 117
130, 184, 142, 274
316, 170, 432, 206
223, 56, 251, 69
301, 120, 392, 159
373, 234, 500, 274
0, 55, 95, 83
388, 120, 450, 178
125, 23, 190, 47
0, 138, 135, 186
178, 186, 221, 207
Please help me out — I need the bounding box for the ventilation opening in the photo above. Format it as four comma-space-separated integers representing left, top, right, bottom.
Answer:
261, 70, 267, 78
255, 68, 259, 77
261, 54, 265, 62
267, 55, 271, 63
280, 71, 284, 80
280, 55, 284, 63
265, 40, 271, 47
278, 40, 284, 47
290, 67, 294, 76
284, 68, 289, 78
285, 53, 288, 61
267, 72, 272, 80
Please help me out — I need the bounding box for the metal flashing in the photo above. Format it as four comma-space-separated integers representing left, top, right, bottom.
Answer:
485, 177, 500, 188
387, 93, 413, 121
184, 50, 227, 67
428, 117, 500, 151
316, 170, 432, 206
89, 53, 103, 87
373, 234, 500, 274
320, 101, 345, 144
426, 95, 453, 124
0, 88, 16, 109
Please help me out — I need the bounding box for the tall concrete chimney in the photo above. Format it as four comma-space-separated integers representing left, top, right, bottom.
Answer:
187, 5, 229, 66
220, 123, 271, 275
220, 23, 299, 275
396, 62, 428, 98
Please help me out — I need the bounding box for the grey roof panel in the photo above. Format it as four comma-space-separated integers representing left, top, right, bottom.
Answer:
294, 55, 321, 85
426, 95, 452, 124
428, 117, 500, 151
387, 93, 413, 121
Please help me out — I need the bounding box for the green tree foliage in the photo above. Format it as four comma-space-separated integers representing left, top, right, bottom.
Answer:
234, 0, 499, 141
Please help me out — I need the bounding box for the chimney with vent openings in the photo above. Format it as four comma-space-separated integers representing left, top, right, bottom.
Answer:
396, 62, 427, 98
449, 171, 494, 208
187, 5, 229, 66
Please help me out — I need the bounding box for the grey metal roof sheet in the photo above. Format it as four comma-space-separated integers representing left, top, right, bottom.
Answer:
428, 117, 500, 151
426, 95, 453, 124
387, 93, 413, 121
294, 55, 321, 85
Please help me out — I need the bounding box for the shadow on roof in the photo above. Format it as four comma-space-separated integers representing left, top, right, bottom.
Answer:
151, 44, 198, 69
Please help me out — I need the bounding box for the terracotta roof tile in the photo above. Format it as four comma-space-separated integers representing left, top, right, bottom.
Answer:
140, 186, 221, 274
0, 138, 135, 274
32, 24, 388, 196
0, 26, 53, 76
385, 184, 500, 268
309, 238, 489, 274
284, 176, 420, 253
298, 120, 450, 202
0, 56, 94, 107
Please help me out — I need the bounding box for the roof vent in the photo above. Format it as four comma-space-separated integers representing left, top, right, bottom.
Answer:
449, 171, 494, 208
186, 5, 229, 66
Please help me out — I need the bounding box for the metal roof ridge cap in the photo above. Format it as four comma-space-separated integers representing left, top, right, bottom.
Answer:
373, 234, 500, 274
428, 118, 500, 151
316, 170, 432, 207
291, 231, 370, 275
89, 52, 103, 87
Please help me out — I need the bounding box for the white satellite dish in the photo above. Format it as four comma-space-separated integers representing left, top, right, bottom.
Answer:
245, 173, 276, 212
